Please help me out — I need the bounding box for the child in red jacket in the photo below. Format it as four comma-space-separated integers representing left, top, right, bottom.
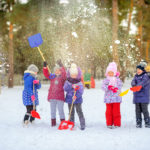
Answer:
43, 60, 66, 126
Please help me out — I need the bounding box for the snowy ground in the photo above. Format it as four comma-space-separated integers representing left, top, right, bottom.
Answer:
0, 80, 150, 150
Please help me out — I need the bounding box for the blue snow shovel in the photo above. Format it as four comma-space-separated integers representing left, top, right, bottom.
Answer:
28, 33, 50, 72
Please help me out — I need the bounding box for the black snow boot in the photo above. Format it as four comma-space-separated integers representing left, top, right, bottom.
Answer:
136, 118, 142, 128
79, 117, 85, 130
145, 118, 150, 128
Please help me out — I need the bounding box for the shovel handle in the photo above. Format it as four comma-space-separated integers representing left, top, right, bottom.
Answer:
33, 84, 36, 110
37, 47, 51, 73
68, 91, 76, 121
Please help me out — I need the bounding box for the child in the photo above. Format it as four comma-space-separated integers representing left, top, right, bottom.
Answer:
23, 64, 41, 125
43, 59, 66, 126
64, 63, 85, 130
131, 63, 150, 128
102, 62, 123, 129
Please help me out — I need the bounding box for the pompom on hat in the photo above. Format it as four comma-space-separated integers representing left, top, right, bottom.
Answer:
69, 63, 78, 76
105, 62, 117, 76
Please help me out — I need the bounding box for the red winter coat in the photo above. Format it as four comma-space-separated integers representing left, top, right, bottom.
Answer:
43, 67, 66, 102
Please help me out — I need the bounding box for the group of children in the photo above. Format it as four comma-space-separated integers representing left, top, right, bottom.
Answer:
22, 60, 150, 130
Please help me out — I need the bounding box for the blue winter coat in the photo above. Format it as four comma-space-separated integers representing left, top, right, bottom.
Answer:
131, 72, 150, 104
22, 72, 41, 106
64, 80, 84, 104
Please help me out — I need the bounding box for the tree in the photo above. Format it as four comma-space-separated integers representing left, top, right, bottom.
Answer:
112, 0, 120, 69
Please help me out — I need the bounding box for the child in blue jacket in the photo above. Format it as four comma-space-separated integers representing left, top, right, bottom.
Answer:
22, 64, 41, 125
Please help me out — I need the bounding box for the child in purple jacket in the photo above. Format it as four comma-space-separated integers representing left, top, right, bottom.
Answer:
102, 62, 123, 129
64, 63, 85, 130
131, 63, 150, 128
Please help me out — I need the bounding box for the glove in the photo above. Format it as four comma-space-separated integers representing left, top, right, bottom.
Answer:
108, 85, 114, 90
33, 80, 39, 84
57, 59, 63, 67
112, 87, 118, 93
73, 95, 77, 101
72, 84, 80, 91
31, 95, 35, 101
49, 73, 56, 79
43, 61, 47, 67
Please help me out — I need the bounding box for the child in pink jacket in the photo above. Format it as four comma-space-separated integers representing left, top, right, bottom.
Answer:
102, 62, 123, 129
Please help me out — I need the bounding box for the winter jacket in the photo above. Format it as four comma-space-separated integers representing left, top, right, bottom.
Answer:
102, 77, 123, 103
64, 80, 84, 104
43, 66, 66, 101
64, 67, 84, 104
22, 71, 41, 106
131, 72, 150, 104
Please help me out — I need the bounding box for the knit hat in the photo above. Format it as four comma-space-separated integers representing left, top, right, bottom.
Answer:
105, 62, 117, 76
70, 63, 78, 76
139, 61, 147, 68
53, 64, 61, 72
136, 65, 145, 71
27, 64, 39, 73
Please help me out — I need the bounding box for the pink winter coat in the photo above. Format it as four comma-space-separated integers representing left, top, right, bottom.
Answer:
43, 67, 66, 102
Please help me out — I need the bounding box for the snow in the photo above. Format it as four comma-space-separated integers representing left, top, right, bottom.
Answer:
115, 40, 120, 44
0, 80, 150, 150
59, 0, 69, 4
72, 32, 78, 38
48, 18, 53, 23
19, 0, 28, 4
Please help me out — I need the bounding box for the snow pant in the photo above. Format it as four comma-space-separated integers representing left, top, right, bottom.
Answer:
105, 103, 121, 126
50, 99, 65, 120
135, 103, 149, 121
24, 105, 36, 122
68, 103, 85, 128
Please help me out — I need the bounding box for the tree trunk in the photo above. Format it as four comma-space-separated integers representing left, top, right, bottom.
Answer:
127, 0, 133, 34
146, 40, 150, 62
112, 0, 120, 69
137, 0, 144, 62
125, 0, 134, 81
8, 23, 14, 88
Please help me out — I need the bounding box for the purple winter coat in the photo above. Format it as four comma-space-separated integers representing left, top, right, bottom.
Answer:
131, 72, 150, 104
64, 67, 84, 104
102, 77, 123, 103
64, 80, 84, 104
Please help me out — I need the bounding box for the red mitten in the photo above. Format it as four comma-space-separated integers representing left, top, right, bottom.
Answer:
108, 85, 114, 90
33, 80, 39, 84
112, 87, 118, 93
72, 84, 80, 91
31, 95, 35, 101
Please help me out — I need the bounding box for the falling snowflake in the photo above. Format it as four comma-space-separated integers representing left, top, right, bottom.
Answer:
115, 40, 120, 44
19, 0, 28, 4
59, 0, 69, 4
72, 32, 78, 38
48, 18, 53, 23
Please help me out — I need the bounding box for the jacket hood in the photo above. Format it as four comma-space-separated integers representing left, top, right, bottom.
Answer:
67, 67, 82, 79
23, 70, 37, 80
